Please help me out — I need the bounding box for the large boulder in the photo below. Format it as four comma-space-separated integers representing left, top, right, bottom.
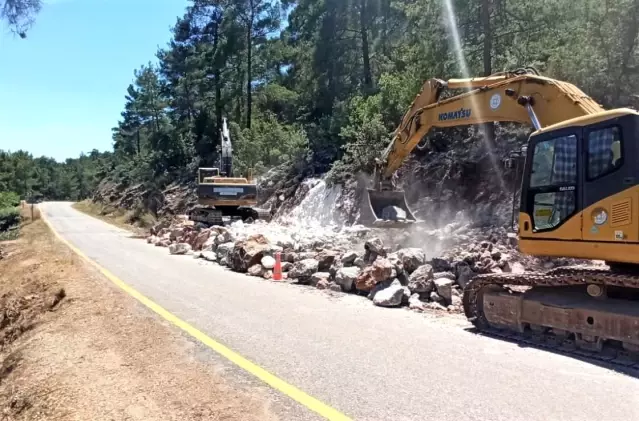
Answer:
341, 251, 358, 265
216, 242, 235, 261
289, 259, 319, 283
408, 264, 434, 293
431, 257, 452, 272
310, 272, 331, 287
434, 277, 455, 304
355, 257, 393, 292
454, 261, 475, 288
317, 250, 339, 272
248, 264, 265, 277
200, 251, 218, 262
193, 229, 213, 251
335, 267, 360, 291
396, 248, 426, 274
202, 235, 217, 251
169, 227, 185, 241
408, 293, 427, 311
229, 234, 271, 272
364, 237, 385, 255
169, 243, 192, 255
372, 280, 404, 307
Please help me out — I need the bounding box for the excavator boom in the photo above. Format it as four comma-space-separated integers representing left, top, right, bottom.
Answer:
362, 69, 604, 226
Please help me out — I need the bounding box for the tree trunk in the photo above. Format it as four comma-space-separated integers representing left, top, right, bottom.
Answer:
212, 15, 222, 131
246, 2, 254, 130
381, 0, 390, 57
359, 0, 373, 93
614, 0, 639, 104
235, 59, 244, 124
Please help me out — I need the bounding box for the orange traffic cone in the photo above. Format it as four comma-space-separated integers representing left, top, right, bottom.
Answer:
273, 252, 282, 281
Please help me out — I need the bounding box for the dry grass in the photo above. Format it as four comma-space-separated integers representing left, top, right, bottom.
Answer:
19, 203, 41, 223
0, 220, 278, 421
72, 200, 154, 236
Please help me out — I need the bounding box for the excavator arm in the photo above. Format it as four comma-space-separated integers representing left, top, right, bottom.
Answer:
362, 69, 605, 226
380, 70, 603, 179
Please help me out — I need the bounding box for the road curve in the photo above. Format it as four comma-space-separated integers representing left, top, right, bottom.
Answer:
42, 202, 639, 421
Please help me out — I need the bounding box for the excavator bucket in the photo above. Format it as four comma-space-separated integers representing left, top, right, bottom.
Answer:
359, 189, 418, 228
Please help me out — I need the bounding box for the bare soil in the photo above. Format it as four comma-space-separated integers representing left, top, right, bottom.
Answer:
0, 219, 277, 421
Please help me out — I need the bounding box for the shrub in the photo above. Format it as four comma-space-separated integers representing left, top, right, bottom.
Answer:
0, 207, 21, 232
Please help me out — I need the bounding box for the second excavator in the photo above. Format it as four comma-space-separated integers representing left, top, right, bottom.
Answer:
189, 117, 270, 226
367, 67, 639, 365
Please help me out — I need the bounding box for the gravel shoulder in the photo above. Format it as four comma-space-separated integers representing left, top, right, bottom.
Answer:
0, 219, 277, 421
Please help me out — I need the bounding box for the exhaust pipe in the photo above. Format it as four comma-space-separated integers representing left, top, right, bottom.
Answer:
359, 189, 419, 228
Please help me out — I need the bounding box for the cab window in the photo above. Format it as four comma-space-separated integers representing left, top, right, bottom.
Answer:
530, 134, 577, 230
587, 126, 622, 180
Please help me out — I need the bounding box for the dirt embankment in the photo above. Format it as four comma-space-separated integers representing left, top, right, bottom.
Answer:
0, 218, 277, 421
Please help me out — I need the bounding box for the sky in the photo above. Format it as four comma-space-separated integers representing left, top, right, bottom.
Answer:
0, 0, 190, 161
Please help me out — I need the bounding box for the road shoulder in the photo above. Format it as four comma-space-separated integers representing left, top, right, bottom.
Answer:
0, 219, 277, 420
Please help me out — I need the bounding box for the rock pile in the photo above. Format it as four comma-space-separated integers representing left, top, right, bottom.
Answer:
144, 214, 558, 314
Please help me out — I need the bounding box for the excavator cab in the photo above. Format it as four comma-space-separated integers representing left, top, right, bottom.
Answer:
518, 109, 639, 261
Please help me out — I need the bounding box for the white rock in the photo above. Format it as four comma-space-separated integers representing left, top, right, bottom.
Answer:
341, 250, 358, 265
335, 266, 360, 291
434, 277, 455, 304
169, 243, 192, 255
261, 255, 276, 269
372, 281, 404, 307
201, 251, 218, 262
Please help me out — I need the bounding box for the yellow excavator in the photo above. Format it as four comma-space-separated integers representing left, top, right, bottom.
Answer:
189, 118, 270, 226
367, 67, 639, 364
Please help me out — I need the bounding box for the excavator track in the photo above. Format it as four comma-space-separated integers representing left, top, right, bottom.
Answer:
463, 266, 639, 371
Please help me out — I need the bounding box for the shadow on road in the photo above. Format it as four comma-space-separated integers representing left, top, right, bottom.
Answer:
463, 327, 639, 379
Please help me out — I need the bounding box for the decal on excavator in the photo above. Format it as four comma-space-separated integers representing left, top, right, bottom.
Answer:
490, 93, 501, 110
437, 108, 472, 121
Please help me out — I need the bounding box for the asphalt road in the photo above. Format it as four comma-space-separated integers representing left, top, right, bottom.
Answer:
42, 202, 639, 421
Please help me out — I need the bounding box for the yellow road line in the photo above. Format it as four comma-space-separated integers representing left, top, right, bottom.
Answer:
41, 210, 353, 421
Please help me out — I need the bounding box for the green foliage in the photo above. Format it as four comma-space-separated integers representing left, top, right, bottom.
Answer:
0, 190, 20, 233
0, 191, 19, 208
0, 150, 113, 203
9, 0, 639, 208
0, 206, 20, 232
